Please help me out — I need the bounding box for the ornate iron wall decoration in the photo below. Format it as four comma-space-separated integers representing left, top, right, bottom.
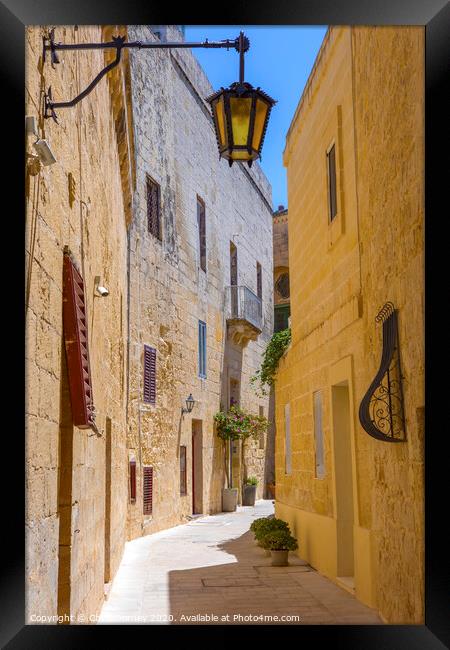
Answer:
358, 302, 406, 442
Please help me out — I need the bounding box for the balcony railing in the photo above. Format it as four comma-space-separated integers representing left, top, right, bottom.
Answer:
226, 285, 263, 332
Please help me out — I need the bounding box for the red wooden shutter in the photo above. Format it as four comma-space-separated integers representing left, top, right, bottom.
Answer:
62, 249, 96, 429
129, 459, 136, 502
143, 466, 153, 515
143, 345, 156, 404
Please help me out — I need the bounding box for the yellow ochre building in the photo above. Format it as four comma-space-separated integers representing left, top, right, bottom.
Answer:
274, 26, 424, 623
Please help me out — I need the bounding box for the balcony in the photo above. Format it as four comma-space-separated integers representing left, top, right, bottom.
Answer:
225, 285, 262, 346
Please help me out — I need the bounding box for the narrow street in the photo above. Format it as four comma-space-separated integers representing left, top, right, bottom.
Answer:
99, 501, 382, 625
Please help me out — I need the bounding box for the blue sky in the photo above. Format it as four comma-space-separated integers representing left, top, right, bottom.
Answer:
184, 25, 328, 210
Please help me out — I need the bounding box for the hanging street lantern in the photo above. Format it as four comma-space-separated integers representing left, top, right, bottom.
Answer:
181, 393, 196, 415
207, 32, 276, 168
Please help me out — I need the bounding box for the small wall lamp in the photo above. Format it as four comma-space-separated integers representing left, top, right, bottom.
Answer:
94, 276, 109, 297
181, 393, 196, 415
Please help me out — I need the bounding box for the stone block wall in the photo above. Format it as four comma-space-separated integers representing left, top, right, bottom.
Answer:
351, 26, 425, 623
275, 26, 424, 623
126, 25, 274, 539
25, 26, 131, 622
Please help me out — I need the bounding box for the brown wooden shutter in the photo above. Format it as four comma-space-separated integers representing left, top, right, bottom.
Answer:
143, 466, 153, 515
62, 249, 96, 429
180, 446, 187, 495
197, 197, 206, 272
147, 177, 161, 240
129, 459, 136, 502
143, 345, 156, 404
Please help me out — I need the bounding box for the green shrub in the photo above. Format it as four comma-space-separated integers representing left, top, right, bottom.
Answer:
245, 476, 258, 486
262, 529, 298, 552
250, 516, 290, 541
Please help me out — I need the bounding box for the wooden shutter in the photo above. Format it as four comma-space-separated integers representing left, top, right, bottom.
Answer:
143, 345, 156, 404
180, 446, 187, 495
197, 197, 206, 272
129, 459, 136, 502
62, 249, 96, 429
147, 176, 161, 240
143, 466, 153, 515
256, 262, 262, 299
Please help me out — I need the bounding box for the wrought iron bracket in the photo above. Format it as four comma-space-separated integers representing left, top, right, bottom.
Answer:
358, 302, 407, 442
42, 29, 249, 122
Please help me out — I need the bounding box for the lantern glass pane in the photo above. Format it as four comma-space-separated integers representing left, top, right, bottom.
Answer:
215, 96, 227, 147
231, 150, 253, 160
252, 99, 269, 151
230, 97, 252, 145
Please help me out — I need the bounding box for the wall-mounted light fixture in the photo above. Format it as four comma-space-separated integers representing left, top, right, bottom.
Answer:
181, 393, 196, 415
42, 29, 275, 167
94, 276, 109, 297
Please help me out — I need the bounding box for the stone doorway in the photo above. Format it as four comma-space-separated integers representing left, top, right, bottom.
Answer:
331, 382, 355, 587
191, 420, 203, 515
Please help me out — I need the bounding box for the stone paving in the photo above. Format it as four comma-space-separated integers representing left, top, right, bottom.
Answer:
99, 500, 382, 625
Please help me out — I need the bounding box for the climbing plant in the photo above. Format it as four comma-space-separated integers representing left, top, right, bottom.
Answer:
251, 327, 291, 396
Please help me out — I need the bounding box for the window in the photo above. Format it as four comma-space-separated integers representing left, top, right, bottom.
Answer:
230, 242, 237, 286
143, 466, 153, 515
180, 446, 187, 495
285, 403, 292, 475
313, 391, 325, 478
256, 262, 262, 299
129, 459, 136, 503
259, 405, 265, 449
146, 176, 161, 240
275, 272, 290, 300
197, 196, 206, 272
274, 304, 290, 333
143, 345, 156, 404
327, 144, 337, 221
198, 321, 207, 378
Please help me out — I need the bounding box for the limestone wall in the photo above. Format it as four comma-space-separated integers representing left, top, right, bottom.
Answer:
351, 26, 425, 623
275, 26, 424, 623
126, 25, 274, 539
25, 25, 131, 622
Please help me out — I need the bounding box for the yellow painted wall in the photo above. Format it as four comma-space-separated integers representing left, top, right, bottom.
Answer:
276, 26, 424, 623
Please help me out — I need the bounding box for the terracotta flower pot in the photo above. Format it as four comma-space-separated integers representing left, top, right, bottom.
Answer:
270, 550, 289, 566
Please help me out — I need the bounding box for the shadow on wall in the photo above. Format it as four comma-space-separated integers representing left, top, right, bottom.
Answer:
166, 526, 313, 624
263, 386, 276, 499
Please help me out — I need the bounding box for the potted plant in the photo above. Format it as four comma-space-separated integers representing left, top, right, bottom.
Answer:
242, 476, 258, 506
250, 516, 290, 555
262, 529, 298, 566
214, 406, 249, 512
214, 406, 268, 512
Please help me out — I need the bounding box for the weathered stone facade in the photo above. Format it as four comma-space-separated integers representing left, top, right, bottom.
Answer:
275, 26, 424, 623
126, 25, 274, 539
272, 205, 290, 332
25, 26, 134, 622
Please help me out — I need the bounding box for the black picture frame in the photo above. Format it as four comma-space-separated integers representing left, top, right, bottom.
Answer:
2, 0, 448, 647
